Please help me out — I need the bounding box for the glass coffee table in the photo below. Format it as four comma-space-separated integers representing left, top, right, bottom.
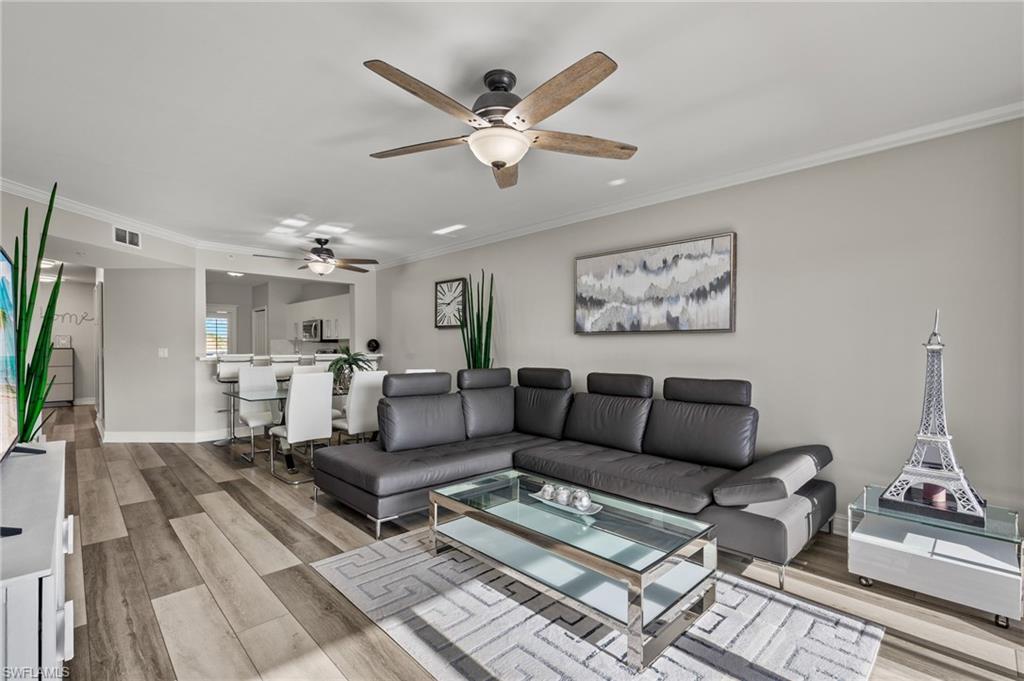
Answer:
430, 469, 717, 671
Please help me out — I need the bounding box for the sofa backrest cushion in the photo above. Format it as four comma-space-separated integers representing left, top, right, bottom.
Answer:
382, 372, 451, 397
663, 377, 751, 406
518, 367, 571, 390
563, 373, 653, 452
458, 368, 514, 439
643, 376, 758, 468
377, 372, 466, 451
514, 368, 572, 439
458, 368, 512, 390
587, 372, 654, 398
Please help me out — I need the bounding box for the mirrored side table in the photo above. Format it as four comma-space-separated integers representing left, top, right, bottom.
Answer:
849, 484, 1022, 628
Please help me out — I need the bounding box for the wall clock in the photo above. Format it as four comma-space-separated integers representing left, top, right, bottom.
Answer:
435, 278, 466, 328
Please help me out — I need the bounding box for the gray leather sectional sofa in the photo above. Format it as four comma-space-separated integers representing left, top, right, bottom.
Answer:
312, 367, 836, 582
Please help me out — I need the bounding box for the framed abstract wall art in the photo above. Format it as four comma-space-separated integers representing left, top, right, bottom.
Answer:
574, 232, 736, 334
435, 277, 467, 328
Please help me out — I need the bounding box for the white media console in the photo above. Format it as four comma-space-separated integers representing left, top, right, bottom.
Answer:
1, 441, 74, 677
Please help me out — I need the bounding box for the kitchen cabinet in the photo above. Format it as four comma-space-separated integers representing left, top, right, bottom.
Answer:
284, 294, 351, 343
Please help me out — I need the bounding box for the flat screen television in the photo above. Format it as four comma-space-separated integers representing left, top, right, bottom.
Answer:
1, 246, 17, 462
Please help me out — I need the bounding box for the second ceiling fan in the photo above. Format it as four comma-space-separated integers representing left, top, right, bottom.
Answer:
365, 52, 637, 189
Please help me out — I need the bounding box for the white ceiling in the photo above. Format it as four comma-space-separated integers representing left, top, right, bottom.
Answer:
2, 3, 1021, 265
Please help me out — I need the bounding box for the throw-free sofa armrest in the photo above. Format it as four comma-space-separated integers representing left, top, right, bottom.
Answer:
712, 444, 833, 507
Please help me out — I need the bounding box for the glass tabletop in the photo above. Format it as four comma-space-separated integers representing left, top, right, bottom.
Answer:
433, 470, 713, 573
852, 485, 1020, 543
222, 388, 289, 402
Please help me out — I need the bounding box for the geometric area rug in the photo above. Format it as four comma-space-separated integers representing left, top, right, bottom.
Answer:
313, 531, 884, 680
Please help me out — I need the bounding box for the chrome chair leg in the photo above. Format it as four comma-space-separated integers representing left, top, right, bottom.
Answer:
239, 429, 255, 464
269, 432, 313, 485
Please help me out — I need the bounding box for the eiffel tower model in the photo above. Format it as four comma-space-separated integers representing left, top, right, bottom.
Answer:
880, 311, 987, 527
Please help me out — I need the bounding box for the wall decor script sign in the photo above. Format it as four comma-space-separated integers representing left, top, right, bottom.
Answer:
574, 233, 736, 333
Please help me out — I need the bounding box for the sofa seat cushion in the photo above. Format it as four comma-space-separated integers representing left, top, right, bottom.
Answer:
314, 432, 553, 497
514, 441, 733, 514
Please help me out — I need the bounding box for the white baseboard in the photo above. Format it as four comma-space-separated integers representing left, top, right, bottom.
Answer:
102, 428, 228, 444
73, 397, 96, 406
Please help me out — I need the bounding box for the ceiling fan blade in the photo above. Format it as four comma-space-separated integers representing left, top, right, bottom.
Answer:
502, 52, 617, 131
370, 136, 468, 159
334, 258, 379, 265
364, 60, 490, 129
493, 163, 518, 189
253, 254, 304, 261
298, 265, 309, 270
529, 129, 637, 160
339, 264, 369, 274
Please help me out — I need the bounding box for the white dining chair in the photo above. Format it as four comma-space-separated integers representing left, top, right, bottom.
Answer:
404, 368, 435, 373
333, 371, 386, 443
268, 371, 334, 484
270, 354, 301, 381
291, 364, 343, 418
215, 354, 252, 445
236, 365, 280, 463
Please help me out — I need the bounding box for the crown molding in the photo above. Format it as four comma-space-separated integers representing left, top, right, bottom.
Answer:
378, 101, 1024, 268
0, 177, 293, 259
4, 101, 1021, 267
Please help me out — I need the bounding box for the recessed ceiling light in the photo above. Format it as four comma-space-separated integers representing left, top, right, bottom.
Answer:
314, 223, 351, 234
607, 178, 627, 187
40, 258, 60, 269
215, 310, 228, 314
270, 226, 297, 235
226, 272, 244, 277
433, 224, 467, 235
280, 218, 309, 228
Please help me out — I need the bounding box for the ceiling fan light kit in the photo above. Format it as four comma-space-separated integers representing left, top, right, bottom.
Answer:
307, 260, 336, 276
467, 127, 530, 168
364, 52, 637, 189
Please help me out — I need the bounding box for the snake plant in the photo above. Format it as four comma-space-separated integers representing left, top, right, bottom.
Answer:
460, 270, 494, 369
13, 183, 64, 441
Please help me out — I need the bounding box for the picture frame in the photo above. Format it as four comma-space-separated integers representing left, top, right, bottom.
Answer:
435, 277, 467, 329
574, 232, 736, 334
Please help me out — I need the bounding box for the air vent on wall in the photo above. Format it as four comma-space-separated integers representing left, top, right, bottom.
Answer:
113, 226, 141, 248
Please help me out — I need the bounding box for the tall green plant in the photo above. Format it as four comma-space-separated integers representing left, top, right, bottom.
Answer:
13, 183, 64, 441
459, 270, 494, 369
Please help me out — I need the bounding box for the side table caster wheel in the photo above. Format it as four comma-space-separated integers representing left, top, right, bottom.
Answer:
858, 576, 873, 587
994, 615, 1010, 629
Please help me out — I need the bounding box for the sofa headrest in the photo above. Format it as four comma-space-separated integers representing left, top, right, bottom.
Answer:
587, 372, 653, 398
458, 368, 511, 390
517, 367, 571, 390
382, 372, 451, 397
663, 377, 751, 406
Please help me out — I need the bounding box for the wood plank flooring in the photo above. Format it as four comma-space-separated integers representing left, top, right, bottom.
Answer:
52, 406, 1022, 680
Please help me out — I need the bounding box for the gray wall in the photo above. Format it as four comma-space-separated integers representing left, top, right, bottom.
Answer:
104, 268, 196, 434
377, 120, 1023, 512
37, 281, 98, 402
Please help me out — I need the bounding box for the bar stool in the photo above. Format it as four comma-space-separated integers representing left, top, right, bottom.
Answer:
270, 354, 301, 381
214, 354, 253, 445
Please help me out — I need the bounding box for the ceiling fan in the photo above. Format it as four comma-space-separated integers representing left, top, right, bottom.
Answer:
364, 52, 637, 189
253, 238, 378, 276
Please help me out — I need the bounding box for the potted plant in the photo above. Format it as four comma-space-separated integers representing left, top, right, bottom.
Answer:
328, 349, 375, 392
460, 269, 494, 369
13, 184, 64, 442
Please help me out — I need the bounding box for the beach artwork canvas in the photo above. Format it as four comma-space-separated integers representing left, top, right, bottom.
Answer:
575, 233, 735, 333
1, 252, 17, 451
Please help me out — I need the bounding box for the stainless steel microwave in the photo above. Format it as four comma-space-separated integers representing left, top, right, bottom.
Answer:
301, 319, 322, 341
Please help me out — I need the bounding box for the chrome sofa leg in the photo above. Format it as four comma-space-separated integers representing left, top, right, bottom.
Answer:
778, 564, 786, 590
313, 485, 319, 502
373, 516, 382, 540
826, 518, 834, 534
